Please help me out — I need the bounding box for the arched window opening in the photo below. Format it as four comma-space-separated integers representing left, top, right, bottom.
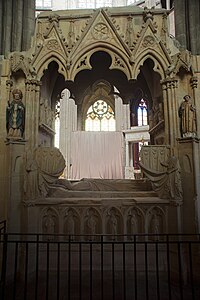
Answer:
85, 100, 115, 131
137, 98, 148, 126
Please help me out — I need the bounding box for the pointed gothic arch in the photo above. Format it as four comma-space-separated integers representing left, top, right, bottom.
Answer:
133, 50, 171, 80
70, 45, 132, 81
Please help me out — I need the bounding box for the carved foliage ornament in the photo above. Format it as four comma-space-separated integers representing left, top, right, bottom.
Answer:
46, 40, 62, 52
92, 23, 110, 40
143, 35, 155, 48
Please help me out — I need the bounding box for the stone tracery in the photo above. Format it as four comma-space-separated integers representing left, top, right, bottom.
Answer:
0, 5, 199, 238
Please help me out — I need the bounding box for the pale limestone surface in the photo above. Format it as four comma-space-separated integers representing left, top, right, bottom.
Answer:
0, 6, 199, 237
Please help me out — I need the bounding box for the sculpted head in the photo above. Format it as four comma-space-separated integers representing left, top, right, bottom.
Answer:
183, 95, 191, 102
12, 89, 23, 101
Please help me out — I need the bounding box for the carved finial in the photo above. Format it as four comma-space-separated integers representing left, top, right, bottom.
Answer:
143, 7, 154, 22
48, 14, 60, 23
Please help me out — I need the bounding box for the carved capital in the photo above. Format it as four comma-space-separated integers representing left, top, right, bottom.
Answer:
161, 78, 178, 90
190, 76, 198, 89
25, 79, 41, 92
6, 80, 13, 88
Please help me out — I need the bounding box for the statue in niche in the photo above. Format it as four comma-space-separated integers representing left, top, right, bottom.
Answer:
87, 212, 97, 239
6, 89, 25, 139
39, 97, 45, 124
126, 16, 134, 48
44, 211, 56, 240
109, 211, 117, 239
40, 98, 53, 127
129, 211, 138, 237
150, 101, 163, 128
66, 210, 75, 238
151, 213, 161, 240
140, 156, 183, 201
151, 214, 160, 235
179, 95, 197, 138
46, 106, 53, 127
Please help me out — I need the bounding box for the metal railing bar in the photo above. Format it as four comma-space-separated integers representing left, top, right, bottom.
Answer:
178, 242, 183, 300
166, 236, 172, 300
123, 242, 126, 300
35, 235, 39, 300
101, 235, 104, 300
145, 242, 149, 300
13, 242, 18, 300
24, 242, 29, 300
90, 242, 93, 300
134, 235, 137, 300
188, 242, 195, 300
155, 242, 160, 300
46, 242, 50, 300
2, 237, 200, 245
112, 242, 115, 300
1, 233, 8, 300
57, 242, 60, 300
68, 235, 71, 300
79, 243, 82, 300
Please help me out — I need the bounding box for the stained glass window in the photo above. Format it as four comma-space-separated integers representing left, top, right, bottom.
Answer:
137, 98, 148, 126
85, 100, 115, 131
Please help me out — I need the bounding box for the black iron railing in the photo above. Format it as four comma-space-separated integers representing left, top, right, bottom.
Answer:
0, 220, 6, 235
0, 233, 200, 300
0, 220, 6, 299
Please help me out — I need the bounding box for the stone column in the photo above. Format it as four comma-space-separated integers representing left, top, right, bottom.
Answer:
25, 79, 41, 148
174, 0, 200, 55
161, 79, 171, 146
170, 78, 179, 152
178, 138, 200, 233
161, 78, 178, 152
0, 0, 35, 57
5, 140, 26, 233
190, 76, 199, 136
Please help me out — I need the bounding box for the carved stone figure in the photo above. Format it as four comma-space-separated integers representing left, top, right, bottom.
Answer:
140, 156, 183, 201
6, 89, 25, 139
24, 147, 66, 198
110, 211, 117, 239
179, 95, 197, 137
130, 212, 138, 236
24, 149, 39, 200
44, 212, 55, 240
66, 210, 75, 237
126, 16, 134, 48
151, 214, 159, 235
39, 97, 45, 124
87, 213, 97, 239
